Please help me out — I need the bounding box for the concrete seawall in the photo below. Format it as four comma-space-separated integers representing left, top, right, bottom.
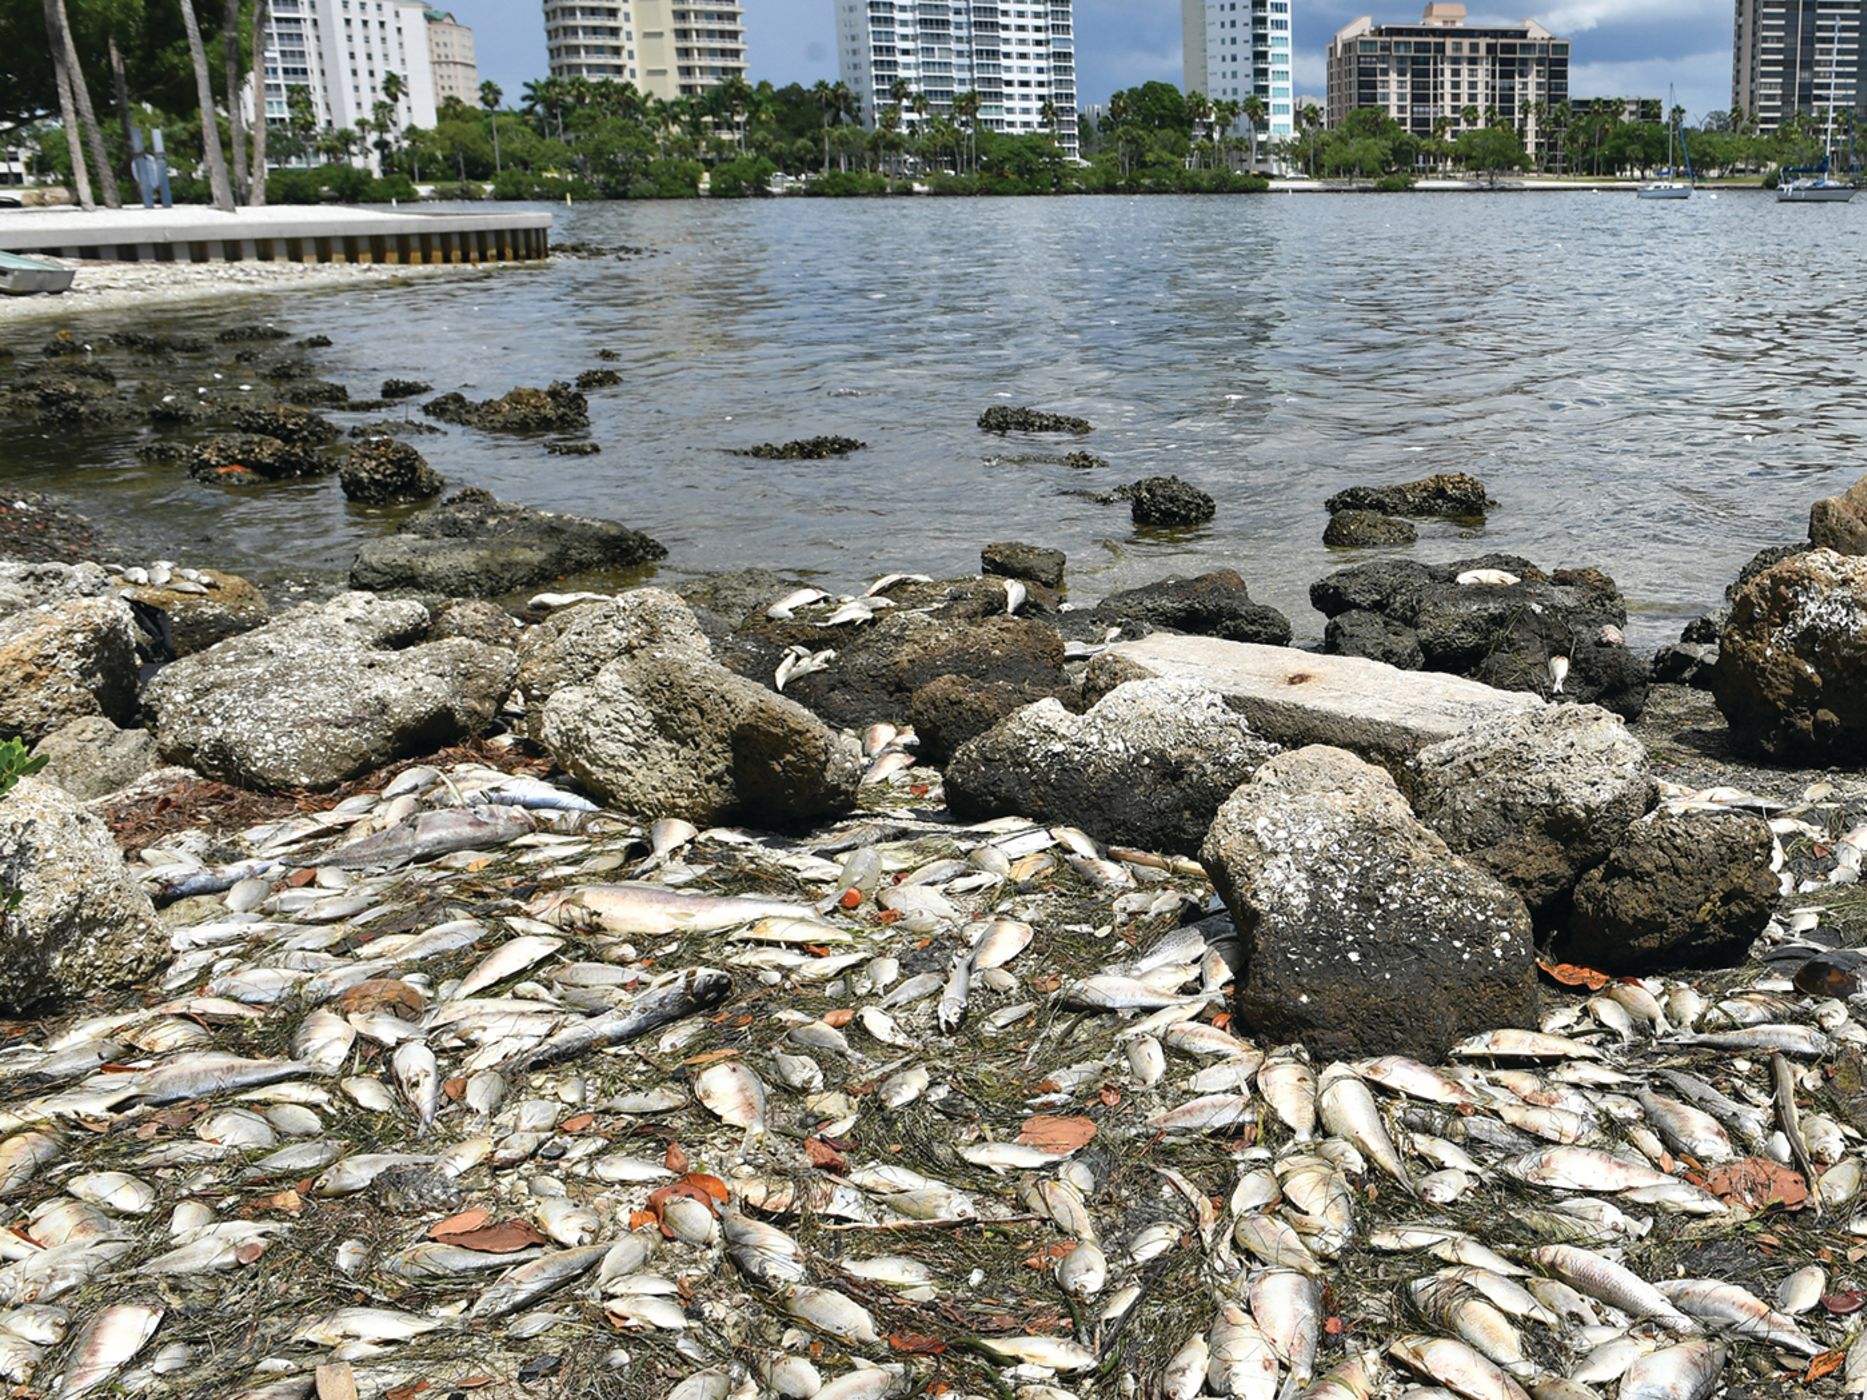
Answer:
0, 205, 551, 265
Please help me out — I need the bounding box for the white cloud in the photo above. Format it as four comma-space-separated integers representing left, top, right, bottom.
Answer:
1527, 0, 1728, 34
1569, 50, 1733, 120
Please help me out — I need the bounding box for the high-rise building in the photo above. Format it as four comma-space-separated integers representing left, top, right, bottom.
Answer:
1733, 0, 1865, 136
543, 2, 748, 100
543, 2, 639, 84
1326, 3, 1568, 156
260, 0, 439, 165
1181, 0, 1295, 137
425, 9, 480, 107
636, 2, 749, 98
835, 1, 1080, 160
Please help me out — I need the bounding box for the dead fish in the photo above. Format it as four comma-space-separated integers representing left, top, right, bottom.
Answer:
291, 1306, 446, 1346
530, 884, 823, 935
1529, 1246, 1697, 1333
1618, 1340, 1724, 1400
1207, 1301, 1279, 1400
391, 1042, 440, 1132
500, 968, 732, 1074
1452, 1030, 1601, 1062
976, 1336, 1097, 1372
469, 1245, 610, 1319
324, 806, 537, 870
1547, 656, 1569, 694
127, 1055, 314, 1106
695, 1063, 768, 1136
1247, 1269, 1320, 1387
767, 587, 831, 620
1669, 1025, 1830, 1057
1319, 1064, 1412, 1193
780, 1286, 881, 1346
452, 935, 564, 1000
777, 645, 837, 691
1387, 1335, 1527, 1400
0, 1132, 61, 1199
56, 1304, 163, 1398
1456, 570, 1520, 587
1259, 1055, 1318, 1142
1657, 1279, 1820, 1355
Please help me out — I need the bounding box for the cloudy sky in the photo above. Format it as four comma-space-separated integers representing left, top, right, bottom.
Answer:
451, 1, 1736, 121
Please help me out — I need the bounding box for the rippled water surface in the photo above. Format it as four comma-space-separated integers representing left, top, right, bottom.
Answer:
6, 192, 1866, 644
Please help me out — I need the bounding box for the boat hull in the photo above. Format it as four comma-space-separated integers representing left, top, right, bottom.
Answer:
0, 251, 75, 296
1637, 185, 1691, 200
1777, 183, 1857, 203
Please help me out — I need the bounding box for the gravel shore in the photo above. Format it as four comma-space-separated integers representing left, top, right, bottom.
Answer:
0, 256, 491, 325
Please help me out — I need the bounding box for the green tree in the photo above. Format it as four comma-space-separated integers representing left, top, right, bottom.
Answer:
1455, 123, 1527, 185
481, 78, 502, 172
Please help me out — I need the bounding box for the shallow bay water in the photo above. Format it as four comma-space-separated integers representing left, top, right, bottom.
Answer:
4, 190, 1864, 645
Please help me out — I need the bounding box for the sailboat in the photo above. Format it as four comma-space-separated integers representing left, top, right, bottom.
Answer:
1779, 16, 1857, 203
1639, 88, 1692, 199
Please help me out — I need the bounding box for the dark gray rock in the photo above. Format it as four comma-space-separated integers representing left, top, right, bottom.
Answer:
1202, 745, 1538, 1063
382, 378, 432, 400
424, 384, 588, 433
675, 569, 808, 632
31, 715, 159, 801
946, 678, 1279, 856
1324, 610, 1424, 670
188, 433, 330, 482
1727, 544, 1807, 599
1125, 476, 1215, 528
537, 649, 861, 829
1652, 642, 1718, 689
1323, 510, 1418, 548
978, 405, 1092, 436
230, 404, 340, 448
1409, 705, 1657, 925
0, 776, 163, 1011
1561, 810, 1780, 973
1086, 571, 1291, 647
982, 542, 1066, 590
0, 561, 111, 620
1713, 548, 1867, 760
349, 489, 666, 597
1325, 472, 1491, 519
143, 593, 518, 791
340, 439, 446, 505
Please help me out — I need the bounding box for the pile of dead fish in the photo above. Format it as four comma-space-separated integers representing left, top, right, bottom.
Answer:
2, 757, 1866, 1400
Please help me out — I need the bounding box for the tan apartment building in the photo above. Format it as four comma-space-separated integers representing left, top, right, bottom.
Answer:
1734, 0, 1865, 136
425, 8, 480, 106
1326, 3, 1568, 156
636, 1, 748, 99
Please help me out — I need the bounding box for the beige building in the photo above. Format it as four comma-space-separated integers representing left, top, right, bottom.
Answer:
543, 1, 746, 99
1326, 3, 1568, 153
425, 8, 479, 106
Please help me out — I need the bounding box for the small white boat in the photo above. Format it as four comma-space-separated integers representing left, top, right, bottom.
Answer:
1637, 182, 1691, 201
1638, 88, 1693, 201
1778, 177, 1857, 204
0, 251, 75, 296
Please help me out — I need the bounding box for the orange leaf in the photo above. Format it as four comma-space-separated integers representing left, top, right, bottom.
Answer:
681, 1049, 741, 1067
561, 1113, 595, 1134
822, 1009, 856, 1029
1098, 1086, 1121, 1108
428, 1208, 491, 1240
442, 1078, 466, 1102
1703, 1158, 1810, 1213
1024, 1241, 1076, 1269
1018, 1115, 1098, 1155
250, 1189, 303, 1216
889, 1333, 948, 1355
665, 1141, 690, 1174
878, 909, 904, 924
1808, 1350, 1846, 1382
805, 1138, 848, 1173
1324, 1317, 1345, 1336
235, 1241, 267, 1265
1537, 961, 1611, 991
433, 1220, 550, 1254
386, 1383, 431, 1400
629, 1210, 656, 1231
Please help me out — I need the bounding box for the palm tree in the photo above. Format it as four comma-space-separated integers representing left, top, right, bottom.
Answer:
481, 80, 503, 173
953, 89, 980, 174
910, 91, 929, 134
177, 0, 235, 210
1040, 98, 1060, 146
1243, 93, 1267, 173
811, 78, 836, 173
41, 0, 93, 209
223, 0, 248, 198
249, 0, 272, 204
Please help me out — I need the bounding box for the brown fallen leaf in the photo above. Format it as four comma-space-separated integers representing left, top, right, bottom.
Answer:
385, 1383, 431, 1400
434, 1220, 550, 1254
680, 1049, 742, 1067
235, 1241, 268, 1265
805, 1138, 848, 1174
250, 1189, 303, 1216
1538, 961, 1611, 991
1823, 1292, 1865, 1315
1808, 1349, 1846, 1382
1700, 1158, 1810, 1213
1018, 1115, 1098, 1154
560, 1113, 595, 1134
889, 1334, 948, 1355
428, 1208, 492, 1240
822, 1009, 856, 1029
664, 1141, 690, 1174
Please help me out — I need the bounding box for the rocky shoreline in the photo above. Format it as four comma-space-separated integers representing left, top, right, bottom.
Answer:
2, 321, 1867, 1400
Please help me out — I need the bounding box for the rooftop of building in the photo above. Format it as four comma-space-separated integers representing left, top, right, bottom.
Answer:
1334, 3, 1558, 42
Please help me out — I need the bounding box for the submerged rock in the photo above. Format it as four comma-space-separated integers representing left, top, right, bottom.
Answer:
340, 439, 446, 505
0, 596, 139, 744
1124, 476, 1215, 528
1314, 555, 1650, 719
1810, 472, 1867, 554
1561, 810, 1780, 973
981, 542, 1066, 590
230, 404, 340, 448
1323, 510, 1418, 548
381, 378, 433, 400
978, 405, 1092, 436
516, 589, 709, 710
0, 776, 163, 1012
538, 649, 861, 829
423, 383, 589, 434
188, 433, 330, 483
143, 592, 517, 791
349, 489, 667, 597
732, 436, 866, 460
1410, 705, 1657, 925
947, 678, 1280, 856
30, 715, 159, 801
1202, 745, 1538, 1062
1325, 472, 1492, 520
1714, 548, 1867, 760
1086, 571, 1291, 647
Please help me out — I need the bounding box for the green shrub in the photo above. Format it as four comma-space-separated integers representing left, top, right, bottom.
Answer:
368, 173, 418, 203
709, 156, 777, 198
0, 740, 44, 802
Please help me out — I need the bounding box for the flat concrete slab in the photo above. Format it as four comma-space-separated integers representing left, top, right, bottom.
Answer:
0, 205, 550, 265
1105, 634, 1543, 769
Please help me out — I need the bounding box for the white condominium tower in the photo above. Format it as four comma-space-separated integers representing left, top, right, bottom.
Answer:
835, 1, 1081, 159
260, 0, 439, 158
543, 2, 749, 99
1181, 0, 1296, 136
1733, 0, 1865, 136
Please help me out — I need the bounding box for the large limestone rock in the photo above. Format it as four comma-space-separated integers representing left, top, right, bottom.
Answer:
0, 596, 140, 744
1713, 549, 1867, 760
32, 716, 159, 801
1312, 555, 1650, 719
538, 650, 861, 829
517, 589, 709, 710
0, 777, 163, 1011
0, 560, 111, 619
1202, 746, 1538, 1062
1560, 810, 1780, 973
350, 489, 667, 597
1103, 633, 1540, 772
144, 593, 518, 790
946, 679, 1279, 856
1409, 705, 1657, 923
121, 568, 268, 656
1810, 473, 1867, 555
